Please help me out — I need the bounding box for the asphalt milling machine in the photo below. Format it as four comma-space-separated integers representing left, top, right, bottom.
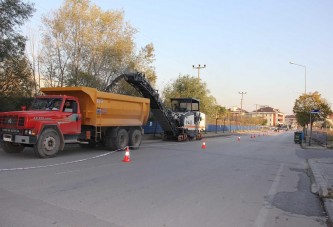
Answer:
106, 72, 204, 141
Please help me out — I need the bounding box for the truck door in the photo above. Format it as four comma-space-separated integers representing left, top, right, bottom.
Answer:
59, 99, 81, 134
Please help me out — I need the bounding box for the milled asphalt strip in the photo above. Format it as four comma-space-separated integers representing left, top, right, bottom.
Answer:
0, 151, 115, 172
253, 163, 284, 227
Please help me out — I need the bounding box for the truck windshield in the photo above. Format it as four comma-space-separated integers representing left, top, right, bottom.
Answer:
31, 98, 63, 111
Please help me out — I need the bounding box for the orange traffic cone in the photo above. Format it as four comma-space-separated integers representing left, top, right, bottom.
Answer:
122, 146, 131, 162
202, 141, 206, 149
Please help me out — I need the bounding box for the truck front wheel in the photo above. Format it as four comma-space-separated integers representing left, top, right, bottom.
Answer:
2, 141, 24, 153
34, 128, 60, 158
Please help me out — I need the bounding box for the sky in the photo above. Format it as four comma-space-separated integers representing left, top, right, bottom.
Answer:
24, 0, 333, 115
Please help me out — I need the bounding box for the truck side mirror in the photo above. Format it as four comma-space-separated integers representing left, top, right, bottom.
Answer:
72, 102, 78, 113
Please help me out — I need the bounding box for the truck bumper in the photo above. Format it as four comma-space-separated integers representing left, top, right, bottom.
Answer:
1, 133, 37, 145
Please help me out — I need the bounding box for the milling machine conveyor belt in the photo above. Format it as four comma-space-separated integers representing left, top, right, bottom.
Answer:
106, 73, 177, 137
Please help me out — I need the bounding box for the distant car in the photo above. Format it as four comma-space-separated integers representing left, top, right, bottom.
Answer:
280, 126, 289, 131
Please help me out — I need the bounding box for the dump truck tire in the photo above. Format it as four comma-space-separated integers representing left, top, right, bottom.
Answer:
113, 128, 129, 151
34, 128, 60, 158
104, 128, 117, 151
2, 141, 24, 153
129, 128, 142, 150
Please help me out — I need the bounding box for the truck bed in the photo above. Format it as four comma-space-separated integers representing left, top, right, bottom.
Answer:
40, 87, 150, 127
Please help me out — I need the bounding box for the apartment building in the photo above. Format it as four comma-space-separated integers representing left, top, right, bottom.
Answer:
249, 106, 285, 126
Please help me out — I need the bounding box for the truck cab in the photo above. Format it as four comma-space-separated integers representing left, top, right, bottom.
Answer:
30, 95, 81, 134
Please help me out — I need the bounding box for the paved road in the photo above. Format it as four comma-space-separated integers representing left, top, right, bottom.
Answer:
0, 132, 328, 227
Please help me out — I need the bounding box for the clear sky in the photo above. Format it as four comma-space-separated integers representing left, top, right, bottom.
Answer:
24, 0, 333, 115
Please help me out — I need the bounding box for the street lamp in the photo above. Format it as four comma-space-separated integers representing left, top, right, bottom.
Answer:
192, 64, 206, 79
289, 61, 307, 94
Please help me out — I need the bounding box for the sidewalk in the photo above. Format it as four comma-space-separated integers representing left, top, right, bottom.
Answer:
305, 141, 333, 225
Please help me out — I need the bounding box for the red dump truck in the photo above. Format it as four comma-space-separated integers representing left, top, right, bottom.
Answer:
0, 87, 150, 158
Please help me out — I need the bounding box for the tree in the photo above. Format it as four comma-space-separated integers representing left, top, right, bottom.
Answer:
40, 0, 156, 91
293, 92, 332, 128
0, 0, 35, 60
215, 105, 227, 119
0, 57, 36, 97
26, 28, 42, 94
162, 74, 217, 118
0, 56, 36, 111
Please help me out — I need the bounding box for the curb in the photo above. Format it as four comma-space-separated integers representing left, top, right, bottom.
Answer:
308, 159, 333, 226
308, 159, 329, 197
324, 199, 333, 226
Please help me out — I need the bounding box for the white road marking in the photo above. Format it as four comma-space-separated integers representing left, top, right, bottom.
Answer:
0, 151, 115, 172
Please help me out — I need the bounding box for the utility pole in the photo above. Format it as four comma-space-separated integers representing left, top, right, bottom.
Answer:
254, 104, 261, 131
239, 92, 247, 115
254, 104, 260, 117
192, 64, 206, 79
239, 92, 247, 129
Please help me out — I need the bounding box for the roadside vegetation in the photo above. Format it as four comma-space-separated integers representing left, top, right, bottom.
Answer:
293, 92, 332, 146
0, 0, 35, 111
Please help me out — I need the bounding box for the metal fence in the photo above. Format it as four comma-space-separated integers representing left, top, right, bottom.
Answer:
311, 129, 333, 147
143, 121, 263, 135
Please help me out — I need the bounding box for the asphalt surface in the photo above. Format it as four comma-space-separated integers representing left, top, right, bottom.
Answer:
0, 131, 330, 227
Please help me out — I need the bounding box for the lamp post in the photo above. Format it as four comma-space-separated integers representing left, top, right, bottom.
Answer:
289, 61, 307, 94
192, 64, 206, 79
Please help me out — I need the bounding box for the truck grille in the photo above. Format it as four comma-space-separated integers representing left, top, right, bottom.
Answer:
0, 115, 25, 127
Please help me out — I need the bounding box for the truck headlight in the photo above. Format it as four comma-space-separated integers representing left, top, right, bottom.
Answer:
24, 129, 32, 135
24, 129, 36, 135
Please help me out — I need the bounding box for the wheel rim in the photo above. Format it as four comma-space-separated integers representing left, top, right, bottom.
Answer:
43, 136, 56, 151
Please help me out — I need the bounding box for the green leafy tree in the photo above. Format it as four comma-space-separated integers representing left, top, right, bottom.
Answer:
162, 74, 217, 118
0, 0, 35, 60
293, 92, 332, 128
215, 105, 227, 119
